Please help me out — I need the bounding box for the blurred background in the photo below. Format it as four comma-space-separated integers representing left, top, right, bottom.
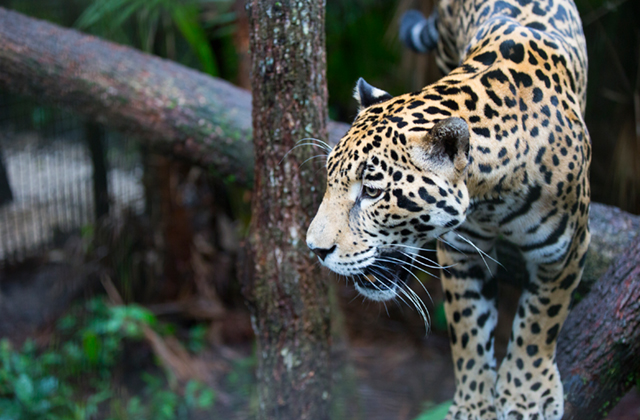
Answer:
0, 0, 637, 419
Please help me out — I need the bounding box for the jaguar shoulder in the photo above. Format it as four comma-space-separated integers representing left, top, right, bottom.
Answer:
307, 0, 591, 419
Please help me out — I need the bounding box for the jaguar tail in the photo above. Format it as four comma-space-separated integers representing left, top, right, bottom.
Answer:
399, 9, 439, 54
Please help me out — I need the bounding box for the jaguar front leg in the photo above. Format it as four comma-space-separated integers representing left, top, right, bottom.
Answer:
495, 226, 590, 420
438, 230, 499, 420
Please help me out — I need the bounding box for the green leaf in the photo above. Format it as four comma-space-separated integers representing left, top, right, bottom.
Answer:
170, 5, 219, 76
414, 400, 452, 420
126, 396, 144, 417
197, 388, 215, 409
125, 305, 157, 326
188, 324, 207, 353
432, 301, 448, 332
0, 400, 21, 420
37, 377, 58, 396
82, 332, 101, 364
30, 399, 52, 414
75, 0, 130, 29
14, 374, 34, 403
57, 314, 77, 331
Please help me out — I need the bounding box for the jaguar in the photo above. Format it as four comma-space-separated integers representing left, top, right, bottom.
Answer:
306, 0, 591, 419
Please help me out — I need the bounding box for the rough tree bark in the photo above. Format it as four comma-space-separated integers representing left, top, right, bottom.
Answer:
1, 7, 640, 419
557, 236, 640, 419
244, 1, 331, 419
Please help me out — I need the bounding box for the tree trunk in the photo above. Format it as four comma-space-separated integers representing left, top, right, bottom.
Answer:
557, 236, 640, 420
244, 1, 331, 419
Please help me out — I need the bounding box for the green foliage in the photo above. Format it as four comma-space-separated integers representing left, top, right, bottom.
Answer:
75, 0, 236, 77
413, 400, 453, 420
0, 340, 75, 420
187, 324, 208, 353
221, 353, 258, 415
107, 375, 215, 420
0, 298, 216, 420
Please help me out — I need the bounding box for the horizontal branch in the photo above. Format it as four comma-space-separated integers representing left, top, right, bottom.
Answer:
0, 7, 349, 188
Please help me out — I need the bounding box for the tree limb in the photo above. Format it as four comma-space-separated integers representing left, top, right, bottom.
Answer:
0, 7, 349, 188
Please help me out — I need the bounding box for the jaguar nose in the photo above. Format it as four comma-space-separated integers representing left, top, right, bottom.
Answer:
310, 245, 336, 262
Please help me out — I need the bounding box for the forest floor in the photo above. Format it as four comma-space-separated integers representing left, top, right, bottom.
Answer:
1, 260, 638, 420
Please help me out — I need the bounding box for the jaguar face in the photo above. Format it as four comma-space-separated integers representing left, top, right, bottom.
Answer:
306, 79, 471, 301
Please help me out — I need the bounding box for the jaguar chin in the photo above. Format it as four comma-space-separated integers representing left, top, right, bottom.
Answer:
354, 251, 412, 301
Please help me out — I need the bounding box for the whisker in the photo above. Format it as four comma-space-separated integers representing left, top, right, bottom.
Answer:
356, 273, 389, 317
296, 137, 333, 152
454, 233, 503, 268
279, 138, 332, 165
396, 262, 434, 307
439, 235, 467, 255
406, 254, 436, 307
375, 255, 441, 279
387, 243, 438, 253
401, 284, 431, 333
299, 154, 328, 168
453, 233, 503, 277
396, 282, 430, 332
367, 266, 407, 303
369, 262, 430, 333
375, 254, 436, 307
393, 252, 448, 271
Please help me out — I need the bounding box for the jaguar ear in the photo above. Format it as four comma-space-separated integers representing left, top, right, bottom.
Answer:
353, 78, 393, 111
428, 117, 470, 169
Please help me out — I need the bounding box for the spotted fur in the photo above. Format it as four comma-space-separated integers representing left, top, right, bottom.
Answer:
307, 0, 590, 419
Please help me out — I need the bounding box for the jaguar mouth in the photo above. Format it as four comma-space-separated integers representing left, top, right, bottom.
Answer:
355, 251, 411, 295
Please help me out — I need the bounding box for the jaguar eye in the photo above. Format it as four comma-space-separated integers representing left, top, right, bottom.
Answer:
362, 185, 383, 199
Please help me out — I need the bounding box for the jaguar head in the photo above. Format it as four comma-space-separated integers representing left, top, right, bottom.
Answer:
306, 78, 471, 301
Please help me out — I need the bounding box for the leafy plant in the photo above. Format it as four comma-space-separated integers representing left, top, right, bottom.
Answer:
75, 0, 235, 77
0, 298, 216, 420
108, 374, 215, 420
0, 338, 104, 420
